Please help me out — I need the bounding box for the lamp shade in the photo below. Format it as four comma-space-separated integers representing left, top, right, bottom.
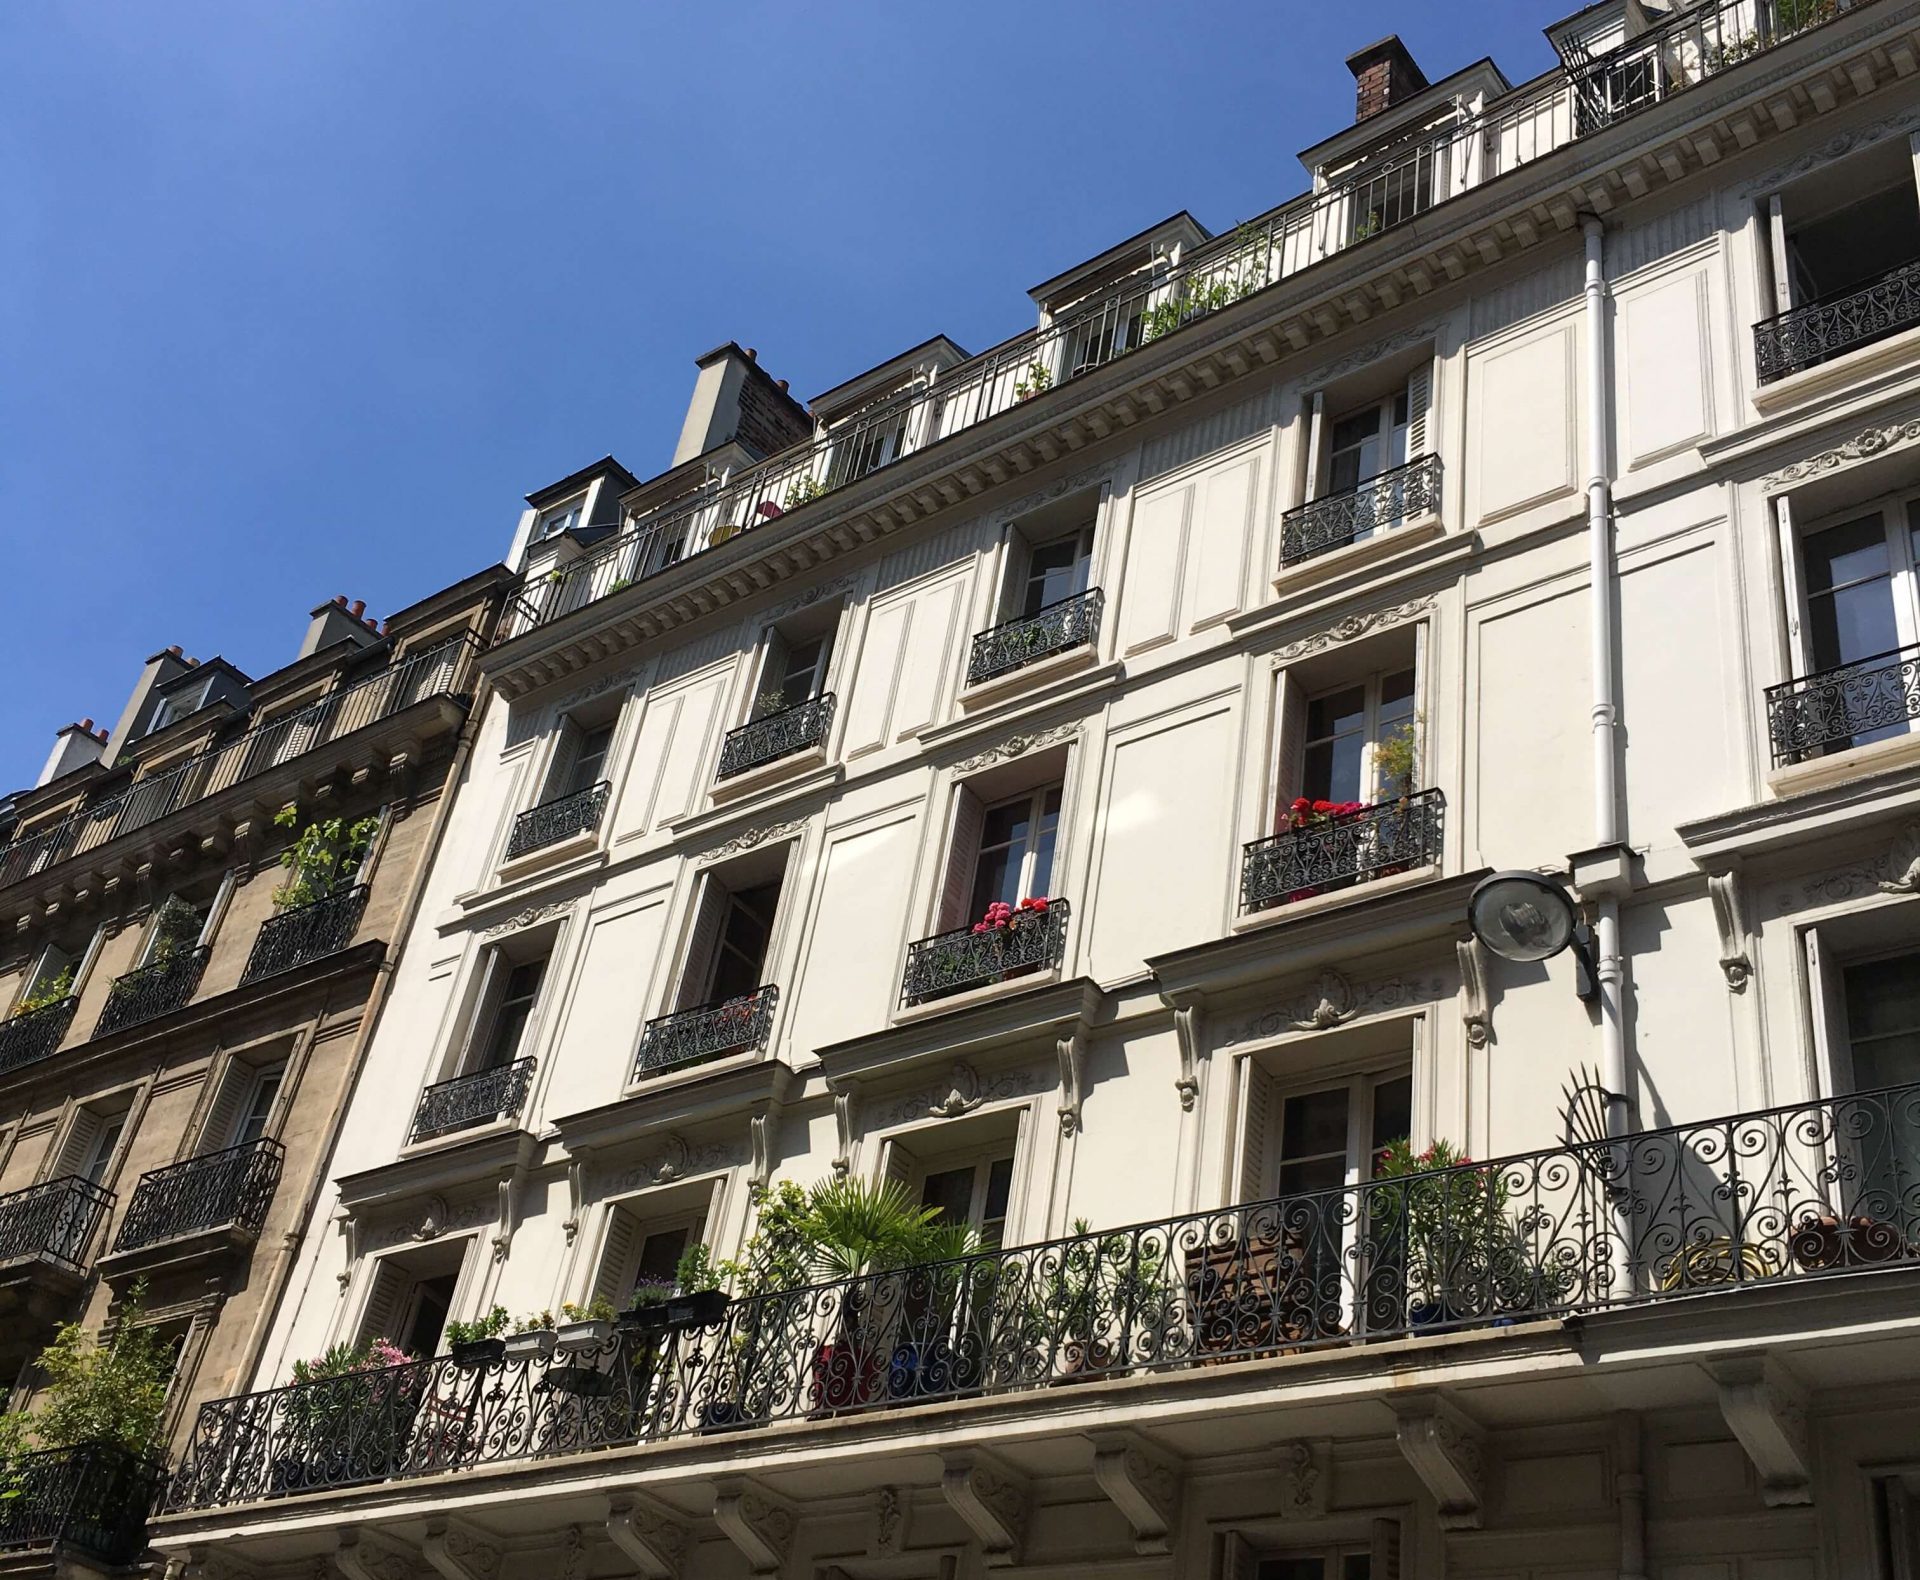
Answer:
1467, 870, 1578, 963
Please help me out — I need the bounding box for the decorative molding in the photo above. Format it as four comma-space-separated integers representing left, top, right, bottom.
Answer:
1782, 852, 1893, 910
713, 1479, 796, 1577
479, 900, 572, 938
1764, 417, 1920, 489
1739, 105, 1920, 197
704, 818, 808, 862
491, 1174, 520, 1263
1457, 938, 1492, 1047
607, 1493, 690, 1580
336, 1209, 359, 1292
1224, 971, 1445, 1046
1273, 597, 1433, 664
1392, 1393, 1485, 1531
597, 1138, 741, 1199
1170, 999, 1204, 1112
562, 1148, 590, 1245
1056, 1027, 1086, 1135
748, 1112, 775, 1193
1708, 871, 1754, 992
1880, 821, 1920, 895
1309, 320, 1439, 384
1280, 1439, 1332, 1519
873, 1062, 1041, 1129
952, 721, 1080, 778
990, 462, 1112, 529
830, 1083, 859, 1178
765, 570, 863, 624
941, 1450, 1029, 1569
1088, 1431, 1182, 1556
335, 1531, 418, 1580
1711, 1355, 1813, 1508
561, 1526, 585, 1580
871, 1485, 911, 1559
422, 1520, 502, 1580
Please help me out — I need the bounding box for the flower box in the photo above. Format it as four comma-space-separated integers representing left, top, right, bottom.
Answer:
664, 1289, 729, 1329
616, 1303, 672, 1335
504, 1328, 556, 1361
554, 1317, 613, 1353
450, 1337, 505, 1369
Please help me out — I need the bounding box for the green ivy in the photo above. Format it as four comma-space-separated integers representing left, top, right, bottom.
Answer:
272, 804, 379, 909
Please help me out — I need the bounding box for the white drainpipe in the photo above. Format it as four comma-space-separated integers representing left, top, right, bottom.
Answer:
1582, 214, 1631, 1141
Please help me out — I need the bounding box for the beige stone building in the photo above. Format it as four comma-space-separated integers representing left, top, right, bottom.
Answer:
0, 571, 507, 1574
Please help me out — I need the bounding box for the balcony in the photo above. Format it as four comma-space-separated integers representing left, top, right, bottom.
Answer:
0, 994, 77, 1077
715, 694, 835, 782
1241, 790, 1445, 914
1766, 642, 1920, 765
94, 945, 209, 1039
494, 0, 1841, 650
504, 780, 611, 860
0, 1175, 114, 1287
635, 985, 779, 1081
966, 589, 1104, 688
1754, 259, 1920, 384
0, 632, 476, 897
108, 1137, 283, 1261
166, 1079, 1920, 1513
901, 900, 1070, 1008
240, 886, 369, 987
1280, 455, 1442, 569
410, 1057, 536, 1145
0, 1442, 162, 1566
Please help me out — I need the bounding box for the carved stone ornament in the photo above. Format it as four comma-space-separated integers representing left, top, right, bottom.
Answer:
1392, 1393, 1485, 1531
748, 1111, 775, 1193
1309, 321, 1440, 385
1057, 1027, 1086, 1136
871, 1485, 911, 1558
598, 1138, 742, 1199
991, 462, 1112, 529
704, 818, 807, 862
550, 663, 647, 717
335, 1531, 418, 1580
413, 1194, 452, 1242
1274, 597, 1434, 664
1765, 417, 1920, 489
422, 1520, 502, 1580
831, 1083, 859, 1178
1783, 853, 1893, 910
766, 570, 863, 623
1280, 1439, 1332, 1519
713, 1479, 796, 1576
1739, 105, 1920, 198
931, 1060, 983, 1118
1879, 821, 1920, 896
607, 1493, 690, 1580
1170, 998, 1205, 1112
952, 721, 1080, 777
1709, 871, 1754, 992
479, 900, 572, 939
1088, 1431, 1182, 1556
1457, 938, 1491, 1047
1225, 971, 1444, 1046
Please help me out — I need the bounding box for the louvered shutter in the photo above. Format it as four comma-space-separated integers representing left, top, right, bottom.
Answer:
1370, 1517, 1403, 1580
591, 1208, 642, 1312
676, 877, 730, 1010
1404, 361, 1432, 461
1273, 672, 1309, 828
1768, 194, 1794, 314
1237, 1063, 1275, 1204
54, 1112, 102, 1181
882, 1137, 918, 1195
200, 1062, 255, 1155
358, 1260, 409, 1347
1776, 496, 1811, 674
544, 721, 583, 803
937, 785, 988, 933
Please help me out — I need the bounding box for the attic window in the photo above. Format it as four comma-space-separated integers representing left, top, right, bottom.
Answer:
536, 496, 586, 541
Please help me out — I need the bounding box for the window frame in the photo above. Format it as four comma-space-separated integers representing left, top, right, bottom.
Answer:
535, 494, 587, 542
966, 784, 1064, 925
1789, 486, 1920, 678
1296, 666, 1419, 807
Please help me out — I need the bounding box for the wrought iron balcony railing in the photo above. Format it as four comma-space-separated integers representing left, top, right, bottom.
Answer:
168, 1079, 1920, 1514
505, 781, 612, 859
94, 945, 209, 1039
496, 0, 1839, 645
967, 589, 1104, 686
110, 1137, 283, 1256
1281, 455, 1442, 567
0, 632, 477, 895
0, 994, 78, 1077
240, 886, 369, 987
0, 1175, 114, 1277
635, 985, 779, 1081
410, 1057, 536, 1144
1754, 257, 1920, 384
901, 901, 1070, 1007
1765, 642, 1920, 765
1241, 790, 1445, 914
0, 1442, 162, 1565
715, 694, 835, 781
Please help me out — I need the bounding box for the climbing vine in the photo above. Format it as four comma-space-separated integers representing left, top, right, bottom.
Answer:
272, 804, 379, 908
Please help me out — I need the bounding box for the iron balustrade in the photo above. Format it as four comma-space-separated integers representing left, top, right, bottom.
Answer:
715, 695, 836, 781
1281, 455, 1442, 567
240, 886, 370, 987
111, 1137, 283, 1255
1766, 643, 1920, 764
496, 0, 1845, 646
1754, 258, 1920, 383
0, 1175, 113, 1276
967, 589, 1105, 686
0, 994, 78, 1077
1241, 791, 1445, 914
411, 1058, 536, 1144
901, 902, 1070, 1007
168, 1078, 1920, 1513
0, 1442, 162, 1565
634, 985, 779, 1081
94, 945, 209, 1039
505, 781, 612, 859
0, 632, 478, 894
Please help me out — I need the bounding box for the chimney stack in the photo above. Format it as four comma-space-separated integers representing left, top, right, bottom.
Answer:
1347, 36, 1429, 121
36, 719, 107, 787
298, 596, 382, 661
670, 342, 812, 468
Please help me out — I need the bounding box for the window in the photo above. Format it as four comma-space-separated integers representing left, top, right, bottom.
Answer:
358, 1244, 467, 1356
401, 1275, 457, 1358
1792, 495, 1920, 692
754, 628, 833, 718
1875, 1470, 1920, 1580
1012, 527, 1094, 620
1321, 365, 1429, 499
547, 717, 615, 800
476, 958, 546, 1070
921, 1155, 1016, 1248
1224, 1520, 1401, 1579
54, 1108, 127, 1187
1842, 952, 1920, 1093
225, 1066, 283, 1149
826, 402, 913, 488
141, 894, 213, 967
1293, 668, 1417, 808
17, 943, 75, 1009
965, 787, 1061, 924
677, 866, 785, 1010
1255, 1551, 1375, 1580
590, 1208, 704, 1313
536, 496, 585, 541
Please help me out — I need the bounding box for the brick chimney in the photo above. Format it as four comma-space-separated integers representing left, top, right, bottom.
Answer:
299, 595, 382, 660
671, 343, 812, 468
1347, 36, 1429, 122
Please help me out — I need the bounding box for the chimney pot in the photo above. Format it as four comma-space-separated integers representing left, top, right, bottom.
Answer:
349, 599, 366, 618
334, 594, 348, 606
1346, 35, 1429, 122
776, 379, 789, 391
745, 347, 757, 361
80, 718, 93, 732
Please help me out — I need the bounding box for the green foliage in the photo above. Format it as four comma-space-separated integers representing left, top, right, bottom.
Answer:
1373, 716, 1422, 798
753, 688, 792, 720
1014, 360, 1053, 400
0, 1410, 33, 1503
272, 804, 379, 909
560, 1296, 615, 1324
443, 1306, 509, 1350
1139, 225, 1267, 345
32, 1281, 175, 1457
146, 896, 204, 964
511, 1310, 557, 1334
783, 474, 826, 509
673, 1242, 720, 1295
13, 967, 73, 1016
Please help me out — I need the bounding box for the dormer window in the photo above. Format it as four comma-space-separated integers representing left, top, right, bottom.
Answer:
536, 496, 586, 541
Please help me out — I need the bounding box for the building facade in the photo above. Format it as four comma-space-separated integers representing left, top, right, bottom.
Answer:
149, 1, 1920, 1576
0, 574, 506, 1575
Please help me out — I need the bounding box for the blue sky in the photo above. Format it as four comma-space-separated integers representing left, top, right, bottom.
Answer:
0, 1, 1559, 795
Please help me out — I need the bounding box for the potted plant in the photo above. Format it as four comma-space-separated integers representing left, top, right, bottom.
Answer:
1371, 1140, 1511, 1329
783, 475, 826, 509
504, 1312, 557, 1361
555, 1297, 616, 1353
1014, 361, 1053, 401
444, 1306, 509, 1368
617, 1277, 679, 1336
280, 1336, 421, 1491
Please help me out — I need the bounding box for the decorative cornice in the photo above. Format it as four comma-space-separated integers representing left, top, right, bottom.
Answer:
1223, 968, 1445, 1046
990, 462, 1114, 529
702, 817, 808, 862
1308, 320, 1440, 384
1273, 597, 1434, 663
479, 899, 573, 938
549, 662, 647, 717
942, 1450, 1029, 1568
1764, 417, 1920, 488
1739, 103, 1920, 197
951, 721, 1080, 777
874, 1060, 1041, 1128
766, 570, 863, 623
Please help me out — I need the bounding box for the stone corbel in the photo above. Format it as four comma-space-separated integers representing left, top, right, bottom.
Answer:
713, 1479, 796, 1577
491, 1170, 523, 1264
1169, 997, 1205, 1112
562, 1147, 592, 1245
1057, 1025, 1086, 1135
1709, 1355, 1813, 1507
133, 861, 157, 915
1088, 1430, 1183, 1555
1708, 870, 1754, 992
829, 1081, 859, 1178
422, 1519, 502, 1580
941, 1449, 1029, 1568
606, 1492, 690, 1579
336, 1530, 418, 1580
1391, 1393, 1485, 1530
1279, 1439, 1332, 1519
389, 745, 421, 812
336, 1209, 361, 1293
1456, 938, 1492, 1046
748, 1110, 777, 1196
1881, 820, 1920, 895
167, 1547, 264, 1580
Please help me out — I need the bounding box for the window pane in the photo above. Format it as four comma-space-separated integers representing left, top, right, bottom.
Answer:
1370, 1075, 1413, 1158
967, 844, 1020, 919
1027, 823, 1058, 900
1281, 1086, 1350, 1162
1845, 955, 1920, 1040
404, 1275, 456, 1359
980, 801, 1031, 854
1307, 685, 1367, 741
921, 1165, 974, 1225
1303, 733, 1366, 804
1805, 516, 1899, 670
984, 1156, 1014, 1224
637, 1227, 690, 1284
1256, 1556, 1327, 1580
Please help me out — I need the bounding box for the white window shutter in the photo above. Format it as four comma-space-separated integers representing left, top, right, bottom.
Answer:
1238, 1062, 1275, 1203
755, 628, 791, 711
591, 1208, 642, 1312
937, 784, 988, 932
1405, 362, 1433, 460
358, 1260, 409, 1347
1775, 495, 1809, 675
544, 720, 583, 803
54, 1111, 102, 1180
1304, 390, 1327, 502
676, 876, 730, 1009
1767, 194, 1793, 314
1273, 671, 1309, 827
882, 1136, 918, 1194
1370, 1516, 1403, 1580
200, 1061, 254, 1155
